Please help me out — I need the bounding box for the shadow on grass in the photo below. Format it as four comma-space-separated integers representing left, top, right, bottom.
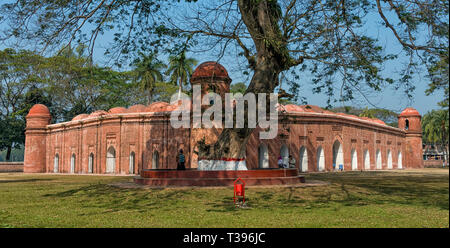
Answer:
304, 171, 449, 211
43, 183, 208, 215
0, 178, 53, 184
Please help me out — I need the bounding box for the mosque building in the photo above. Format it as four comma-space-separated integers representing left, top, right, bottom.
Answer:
23, 62, 423, 175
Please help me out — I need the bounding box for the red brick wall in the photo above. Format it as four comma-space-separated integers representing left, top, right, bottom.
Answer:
0, 162, 24, 172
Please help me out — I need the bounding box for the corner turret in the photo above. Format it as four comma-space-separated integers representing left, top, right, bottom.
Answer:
24, 104, 51, 173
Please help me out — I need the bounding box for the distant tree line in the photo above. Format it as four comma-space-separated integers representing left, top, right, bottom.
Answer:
0, 46, 197, 161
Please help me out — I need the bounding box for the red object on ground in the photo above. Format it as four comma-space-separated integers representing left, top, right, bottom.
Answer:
233, 177, 245, 206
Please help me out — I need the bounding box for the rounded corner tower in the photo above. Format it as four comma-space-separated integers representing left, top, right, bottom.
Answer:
24, 104, 52, 173
398, 107, 423, 168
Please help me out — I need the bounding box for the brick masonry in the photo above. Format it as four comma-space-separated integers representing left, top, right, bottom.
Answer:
23, 62, 423, 174
0, 162, 24, 172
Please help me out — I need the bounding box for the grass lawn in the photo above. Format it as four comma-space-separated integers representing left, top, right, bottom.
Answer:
0, 168, 448, 228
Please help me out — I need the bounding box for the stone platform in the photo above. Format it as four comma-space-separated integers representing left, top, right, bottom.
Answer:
134, 168, 305, 187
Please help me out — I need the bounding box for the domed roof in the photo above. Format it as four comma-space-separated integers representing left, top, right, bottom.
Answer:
127, 104, 147, 113
108, 107, 127, 114
372, 119, 386, 125
89, 110, 108, 118
191, 61, 230, 82
27, 104, 51, 117
72, 114, 89, 121
283, 104, 305, 113
300, 105, 334, 114
399, 107, 420, 117
146, 102, 170, 112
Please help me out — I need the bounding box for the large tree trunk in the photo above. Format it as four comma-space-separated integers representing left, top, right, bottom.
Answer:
198, 0, 288, 160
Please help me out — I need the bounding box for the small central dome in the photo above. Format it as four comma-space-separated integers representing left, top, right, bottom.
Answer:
191, 61, 230, 83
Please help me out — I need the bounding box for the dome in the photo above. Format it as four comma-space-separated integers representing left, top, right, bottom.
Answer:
372, 119, 386, 125
127, 105, 147, 113
108, 107, 127, 114
146, 102, 170, 112
299, 105, 334, 114
191, 61, 230, 82
89, 110, 108, 118
399, 107, 420, 117
72, 114, 89, 121
283, 104, 305, 113
27, 104, 51, 117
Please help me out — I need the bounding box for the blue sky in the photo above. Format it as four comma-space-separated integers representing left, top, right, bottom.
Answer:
0, 1, 444, 116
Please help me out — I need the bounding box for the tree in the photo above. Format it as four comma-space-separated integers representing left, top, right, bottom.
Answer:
0, 48, 44, 161
131, 52, 167, 105
166, 51, 198, 100
230, 82, 247, 94
358, 107, 398, 127
1, 0, 447, 160
41, 46, 134, 121
422, 109, 449, 165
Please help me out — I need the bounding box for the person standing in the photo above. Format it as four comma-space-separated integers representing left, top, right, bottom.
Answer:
278, 156, 284, 168
288, 155, 296, 168
177, 149, 186, 170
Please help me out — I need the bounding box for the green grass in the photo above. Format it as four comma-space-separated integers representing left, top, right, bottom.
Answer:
0, 169, 448, 228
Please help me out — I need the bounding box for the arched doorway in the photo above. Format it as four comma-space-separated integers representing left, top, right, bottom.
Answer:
106, 147, 116, 173
54, 154, 59, 173
152, 150, 159, 169
332, 140, 344, 170
280, 144, 289, 168
351, 149, 358, 170
387, 149, 393, 169
88, 153, 94, 173
129, 152, 135, 174
70, 154, 76, 173
364, 149, 370, 170
398, 151, 403, 169
258, 144, 269, 168
299, 146, 308, 172
317, 146, 325, 171
376, 149, 382, 169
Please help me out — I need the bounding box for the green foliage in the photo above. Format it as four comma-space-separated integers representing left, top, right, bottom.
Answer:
41, 46, 134, 121
328, 106, 398, 126
0, 47, 137, 156
165, 51, 198, 98
422, 109, 449, 144
230, 82, 247, 94
131, 52, 167, 104
425, 52, 449, 109
0, 48, 47, 160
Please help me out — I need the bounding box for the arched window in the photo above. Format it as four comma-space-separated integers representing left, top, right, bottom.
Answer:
317, 146, 325, 171
363, 149, 370, 170
106, 146, 116, 174
398, 151, 403, 169
54, 154, 59, 173
405, 119, 409, 130
280, 144, 289, 167
258, 144, 269, 168
351, 149, 358, 170
129, 152, 135, 174
152, 150, 159, 169
88, 153, 94, 173
332, 140, 344, 170
70, 154, 76, 173
376, 149, 382, 169
387, 149, 393, 169
299, 146, 308, 172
